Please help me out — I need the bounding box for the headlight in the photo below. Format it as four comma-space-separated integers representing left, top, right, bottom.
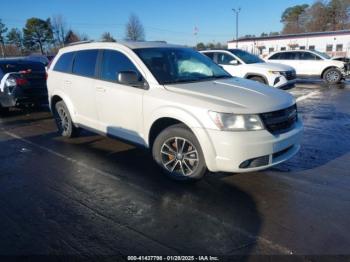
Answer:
268, 70, 282, 75
209, 111, 264, 131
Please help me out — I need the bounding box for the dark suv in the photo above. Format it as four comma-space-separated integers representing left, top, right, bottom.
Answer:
0, 59, 47, 113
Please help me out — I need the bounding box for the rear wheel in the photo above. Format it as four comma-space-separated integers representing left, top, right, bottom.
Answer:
152, 124, 207, 181
248, 76, 266, 84
323, 68, 342, 84
53, 101, 80, 138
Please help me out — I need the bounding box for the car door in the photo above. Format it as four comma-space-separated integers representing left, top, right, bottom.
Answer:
215, 52, 243, 77
298, 52, 323, 76
94, 49, 145, 145
69, 49, 99, 127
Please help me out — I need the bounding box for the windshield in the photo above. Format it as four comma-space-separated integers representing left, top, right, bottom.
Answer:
134, 47, 231, 85
229, 49, 265, 64
312, 50, 330, 60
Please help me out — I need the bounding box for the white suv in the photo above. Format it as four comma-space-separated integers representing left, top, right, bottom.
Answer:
201, 49, 296, 89
47, 42, 303, 181
266, 50, 347, 84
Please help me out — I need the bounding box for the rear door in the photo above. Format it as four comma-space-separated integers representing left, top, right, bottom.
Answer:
69, 49, 99, 127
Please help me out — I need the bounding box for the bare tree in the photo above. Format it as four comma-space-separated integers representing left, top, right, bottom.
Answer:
52, 15, 67, 47
64, 30, 80, 44
125, 14, 145, 41
0, 19, 8, 57
101, 32, 116, 42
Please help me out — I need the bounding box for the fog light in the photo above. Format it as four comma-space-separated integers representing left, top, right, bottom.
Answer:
239, 160, 251, 169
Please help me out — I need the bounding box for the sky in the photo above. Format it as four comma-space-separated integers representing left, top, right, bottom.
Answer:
1, 0, 314, 46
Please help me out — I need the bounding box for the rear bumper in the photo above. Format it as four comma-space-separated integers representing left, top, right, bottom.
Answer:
0, 87, 48, 107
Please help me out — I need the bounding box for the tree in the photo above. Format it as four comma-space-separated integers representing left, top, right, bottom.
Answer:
101, 32, 116, 42
302, 1, 329, 32
196, 42, 206, 50
7, 28, 23, 53
52, 15, 67, 47
327, 0, 350, 30
125, 14, 145, 41
260, 32, 268, 37
23, 17, 53, 54
0, 19, 8, 57
281, 4, 309, 34
64, 30, 80, 44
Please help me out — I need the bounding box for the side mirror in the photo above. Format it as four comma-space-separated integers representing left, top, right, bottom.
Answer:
229, 60, 239, 65
117, 71, 143, 87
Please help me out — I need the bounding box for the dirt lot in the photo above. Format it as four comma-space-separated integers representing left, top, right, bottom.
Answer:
0, 80, 349, 260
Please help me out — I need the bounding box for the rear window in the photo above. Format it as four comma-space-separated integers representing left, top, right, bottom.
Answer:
72, 50, 98, 77
0, 62, 45, 73
54, 52, 74, 73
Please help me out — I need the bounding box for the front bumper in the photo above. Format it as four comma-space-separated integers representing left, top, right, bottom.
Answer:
272, 75, 296, 89
196, 120, 303, 173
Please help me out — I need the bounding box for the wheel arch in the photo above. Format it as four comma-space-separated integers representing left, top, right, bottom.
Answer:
244, 73, 268, 84
321, 66, 340, 79
49, 92, 77, 123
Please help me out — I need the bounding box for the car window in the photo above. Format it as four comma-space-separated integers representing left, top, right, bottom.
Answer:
72, 50, 98, 77
100, 50, 140, 82
203, 52, 214, 60
279, 52, 296, 60
53, 52, 75, 73
0, 61, 45, 73
269, 53, 280, 60
217, 53, 237, 65
134, 47, 231, 85
300, 52, 320, 60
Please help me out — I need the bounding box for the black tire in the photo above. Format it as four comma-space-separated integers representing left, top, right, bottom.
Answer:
323, 68, 342, 84
53, 101, 80, 138
249, 76, 266, 84
152, 124, 207, 181
0, 105, 9, 116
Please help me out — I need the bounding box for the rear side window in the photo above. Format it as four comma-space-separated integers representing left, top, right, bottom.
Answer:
100, 50, 139, 82
278, 52, 296, 60
269, 53, 280, 60
53, 52, 74, 73
300, 52, 320, 60
203, 52, 214, 60
0, 62, 45, 73
217, 53, 237, 65
72, 50, 98, 77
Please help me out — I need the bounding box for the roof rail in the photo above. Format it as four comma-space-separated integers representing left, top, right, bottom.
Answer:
66, 40, 94, 46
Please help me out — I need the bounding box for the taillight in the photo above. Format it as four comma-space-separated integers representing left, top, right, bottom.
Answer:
16, 78, 29, 86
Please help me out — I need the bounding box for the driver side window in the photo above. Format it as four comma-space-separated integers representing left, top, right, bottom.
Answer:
100, 50, 140, 83
217, 53, 238, 65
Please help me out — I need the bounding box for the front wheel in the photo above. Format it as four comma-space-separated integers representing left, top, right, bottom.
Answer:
152, 124, 207, 181
323, 68, 342, 84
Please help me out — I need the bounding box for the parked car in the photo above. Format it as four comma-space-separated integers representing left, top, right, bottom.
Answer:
266, 50, 347, 84
47, 42, 303, 181
201, 49, 296, 89
0, 59, 48, 114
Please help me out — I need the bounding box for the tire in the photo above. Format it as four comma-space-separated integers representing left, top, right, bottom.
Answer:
323, 68, 342, 84
53, 101, 80, 138
152, 124, 207, 181
0, 105, 9, 116
248, 76, 266, 84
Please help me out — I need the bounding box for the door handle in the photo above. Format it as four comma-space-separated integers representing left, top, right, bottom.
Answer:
96, 86, 106, 92
64, 80, 71, 85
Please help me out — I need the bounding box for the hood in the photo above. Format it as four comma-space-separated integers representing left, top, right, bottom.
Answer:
249, 62, 295, 71
164, 77, 295, 114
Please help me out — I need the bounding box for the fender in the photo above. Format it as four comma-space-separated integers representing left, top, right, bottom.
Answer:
145, 106, 218, 171
49, 90, 77, 124
243, 73, 268, 84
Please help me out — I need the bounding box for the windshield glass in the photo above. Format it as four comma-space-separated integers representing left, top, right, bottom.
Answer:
229, 49, 265, 64
134, 47, 231, 84
312, 50, 330, 60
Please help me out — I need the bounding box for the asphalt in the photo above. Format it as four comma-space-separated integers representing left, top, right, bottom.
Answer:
0, 80, 350, 260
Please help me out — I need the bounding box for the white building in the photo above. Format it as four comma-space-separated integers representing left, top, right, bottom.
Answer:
228, 30, 350, 58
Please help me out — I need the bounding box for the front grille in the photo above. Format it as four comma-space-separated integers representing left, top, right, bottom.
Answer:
260, 104, 297, 134
284, 70, 296, 80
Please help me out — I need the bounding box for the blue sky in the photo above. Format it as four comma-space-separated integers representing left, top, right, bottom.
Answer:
1, 0, 314, 45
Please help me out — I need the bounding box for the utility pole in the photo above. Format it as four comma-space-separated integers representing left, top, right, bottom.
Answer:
232, 8, 241, 48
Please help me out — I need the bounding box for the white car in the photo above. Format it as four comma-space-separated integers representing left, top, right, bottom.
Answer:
47, 41, 303, 181
201, 49, 296, 89
266, 50, 347, 84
